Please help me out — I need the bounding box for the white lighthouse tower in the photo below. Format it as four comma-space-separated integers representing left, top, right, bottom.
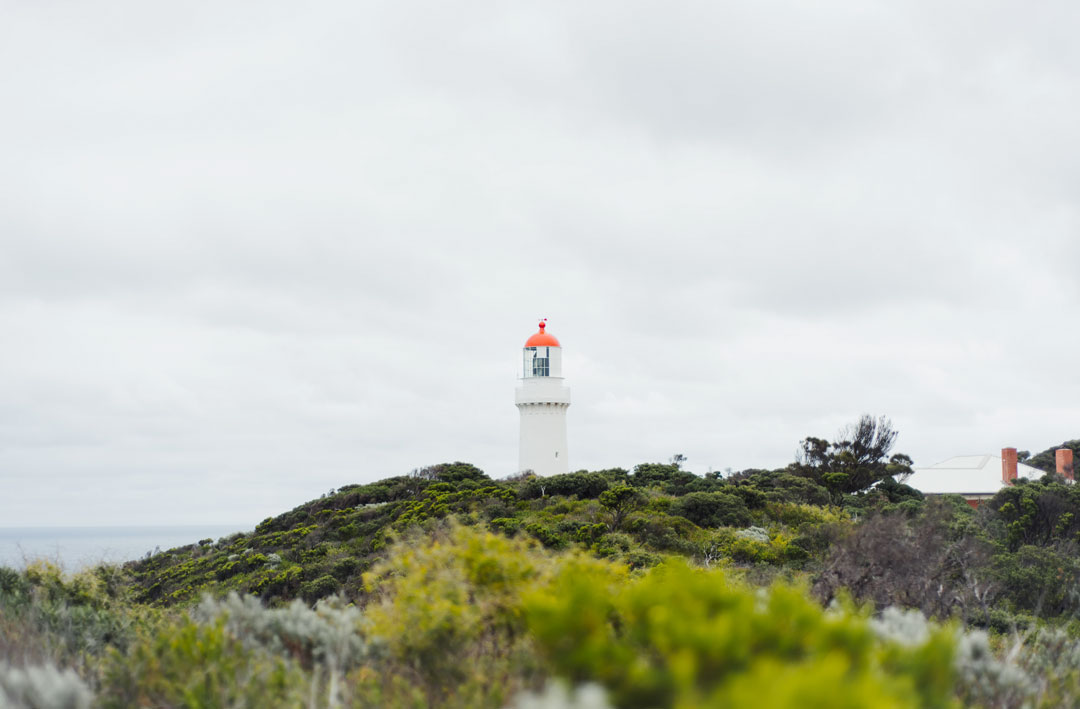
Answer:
516, 319, 570, 476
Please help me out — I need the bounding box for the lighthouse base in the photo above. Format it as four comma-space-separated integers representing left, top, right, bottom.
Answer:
517, 402, 569, 476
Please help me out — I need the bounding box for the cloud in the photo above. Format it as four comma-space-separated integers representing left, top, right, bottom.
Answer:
2, 0, 1079, 526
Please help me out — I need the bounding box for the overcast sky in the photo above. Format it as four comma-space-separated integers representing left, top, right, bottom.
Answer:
2, 1, 1079, 527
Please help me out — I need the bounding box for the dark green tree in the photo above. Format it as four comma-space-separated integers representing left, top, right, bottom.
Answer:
986, 475, 1080, 550
629, 463, 698, 495
412, 462, 488, 484
518, 472, 610, 500
793, 415, 914, 500
599, 485, 645, 530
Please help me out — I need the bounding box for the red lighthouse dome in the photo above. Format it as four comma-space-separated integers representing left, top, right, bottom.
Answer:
525, 320, 561, 347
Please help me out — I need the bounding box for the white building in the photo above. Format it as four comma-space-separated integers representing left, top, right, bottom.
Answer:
516, 320, 570, 476
905, 447, 1048, 507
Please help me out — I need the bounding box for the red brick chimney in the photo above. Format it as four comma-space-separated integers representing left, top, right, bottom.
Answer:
1056, 448, 1074, 481
1002, 447, 1018, 484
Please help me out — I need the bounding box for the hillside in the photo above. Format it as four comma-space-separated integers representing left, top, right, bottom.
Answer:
8, 448, 1080, 706
124, 457, 1080, 633
124, 461, 842, 608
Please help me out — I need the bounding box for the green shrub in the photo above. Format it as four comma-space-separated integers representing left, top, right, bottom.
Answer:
519, 472, 611, 500
672, 492, 751, 528
0, 567, 29, 604
331, 557, 361, 580
300, 575, 340, 603
525, 523, 567, 550
592, 533, 634, 559
990, 545, 1080, 615
729, 534, 779, 564
489, 517, 524, 536
622, 550, 662, 571
413, 462, 490, 484
362, 525, 548, 706
977, 607, 1034, 634
782, 541, 811, 563
574, 523, 607, 545
729, 485, 768, 510
629, 464, 699, 494
2, 562, 146, 663
99, 617, 307, 708
524, 560, 958, 709
622, 514, 699, 555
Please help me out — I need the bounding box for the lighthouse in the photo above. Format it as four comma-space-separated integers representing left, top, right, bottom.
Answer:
516, 319, 570, 476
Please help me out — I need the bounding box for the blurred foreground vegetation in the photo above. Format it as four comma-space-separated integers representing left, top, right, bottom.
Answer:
5, 422, 1080, 707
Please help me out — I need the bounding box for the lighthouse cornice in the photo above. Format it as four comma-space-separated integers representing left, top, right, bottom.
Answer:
515, 387, 571, 406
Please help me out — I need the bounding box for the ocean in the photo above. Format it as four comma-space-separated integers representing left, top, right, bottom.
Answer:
0, 525, 249, 570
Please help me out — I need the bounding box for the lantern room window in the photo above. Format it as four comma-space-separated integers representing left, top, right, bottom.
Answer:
523, 346, 552, 378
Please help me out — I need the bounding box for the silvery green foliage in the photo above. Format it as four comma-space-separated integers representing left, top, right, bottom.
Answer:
735, 526, 769, 543
874, 606, 1041, 706
265, 553, 282, 567
0, 662, 93, 709
870, 607, 930, 647
1024, 627, 1080, 674
196, 593, 371, 709
953, 629, 1034, 707
506, 682, 612, 709
196, 592, 370, 668
1009, 627, 1080, 705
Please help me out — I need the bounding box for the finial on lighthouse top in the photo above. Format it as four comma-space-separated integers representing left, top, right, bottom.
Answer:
525, 318, 561, 347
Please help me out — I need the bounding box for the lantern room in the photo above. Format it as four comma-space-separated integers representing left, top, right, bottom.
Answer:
522, 320, 563, 379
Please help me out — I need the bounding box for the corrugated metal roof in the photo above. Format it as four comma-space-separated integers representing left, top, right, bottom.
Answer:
906, 453, 1042, 495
